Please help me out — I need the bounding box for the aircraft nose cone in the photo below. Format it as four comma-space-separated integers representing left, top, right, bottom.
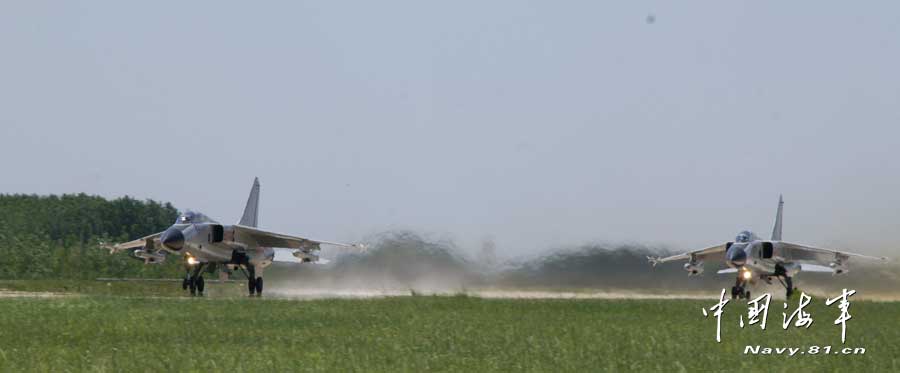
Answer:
160, 228, 184, 251
727, 246, 747, 267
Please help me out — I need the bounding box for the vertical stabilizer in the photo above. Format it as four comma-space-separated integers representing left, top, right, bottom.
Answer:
239, 177, 260, 227
771, 195, 783, 241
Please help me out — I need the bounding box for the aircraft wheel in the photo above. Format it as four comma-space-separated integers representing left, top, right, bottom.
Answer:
189, 278, 197, 296
248, 277, 256, 295
785, 277, 794, 298
745, 290, 751, 300
730, 286, 738, 300
255, 277, 263, 295
182, 278, 189, 290
197, 276, 205, 294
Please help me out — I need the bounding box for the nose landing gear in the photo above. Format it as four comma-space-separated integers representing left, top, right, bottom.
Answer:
184, 263, 207, 296
731, 268, 752, 300
731, 283, 751, 300
187, 276, 205, 295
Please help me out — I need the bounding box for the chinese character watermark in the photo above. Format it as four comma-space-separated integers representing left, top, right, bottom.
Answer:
782, 292, 813, 329
702, 289, 730, 342
740, 293, 771, 329
825, 288, 857, 344
703, 289, 858, 343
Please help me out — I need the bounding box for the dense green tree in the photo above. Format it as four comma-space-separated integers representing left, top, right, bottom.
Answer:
0, 194, 182, 279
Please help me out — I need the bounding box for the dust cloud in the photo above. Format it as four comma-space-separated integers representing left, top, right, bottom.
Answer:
263, 231, 899, 300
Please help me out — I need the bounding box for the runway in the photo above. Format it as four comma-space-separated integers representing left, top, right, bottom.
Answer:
265, 288, 717, 300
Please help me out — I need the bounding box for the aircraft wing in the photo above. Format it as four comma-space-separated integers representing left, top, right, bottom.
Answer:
647, 243, 727, 266
780, 241, 888, 263
105, 232, 162, 254
234, 225, 363, 250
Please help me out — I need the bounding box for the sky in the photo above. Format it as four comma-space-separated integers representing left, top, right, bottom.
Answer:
1, 2, 899, 257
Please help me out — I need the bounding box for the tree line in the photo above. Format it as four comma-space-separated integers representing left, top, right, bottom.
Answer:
0, 194, 183, 279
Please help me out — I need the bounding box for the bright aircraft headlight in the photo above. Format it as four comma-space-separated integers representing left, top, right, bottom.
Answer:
187, 256, 199, 265
741, 270, 752, 280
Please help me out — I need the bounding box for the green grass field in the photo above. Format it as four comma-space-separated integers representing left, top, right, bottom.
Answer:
0, 282, 897, 372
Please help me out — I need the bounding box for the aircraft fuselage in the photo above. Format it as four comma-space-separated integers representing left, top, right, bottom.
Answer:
160, 221, 275, 271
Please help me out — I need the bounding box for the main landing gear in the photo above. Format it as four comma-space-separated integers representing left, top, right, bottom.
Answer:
759, 264, 796, 298
238, 264, 263, 297
230, 250, 264, 296
183, 263, 207, 296
773, 263, 795, 298
248, 276, 263, 296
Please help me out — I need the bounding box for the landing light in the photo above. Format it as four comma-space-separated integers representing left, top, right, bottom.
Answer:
741, 269, 753, 280
187, 256, 199, 265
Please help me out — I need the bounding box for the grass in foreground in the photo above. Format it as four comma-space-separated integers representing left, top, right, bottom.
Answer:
0, 283, 897, 372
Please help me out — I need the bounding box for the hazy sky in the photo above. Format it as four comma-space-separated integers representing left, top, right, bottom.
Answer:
2, 2, 899, 257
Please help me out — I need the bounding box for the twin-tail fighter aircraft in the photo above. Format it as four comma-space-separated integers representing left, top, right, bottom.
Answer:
107, 178, 363, 296
647, 196, 888, 299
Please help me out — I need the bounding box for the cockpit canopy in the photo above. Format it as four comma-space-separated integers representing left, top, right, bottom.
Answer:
174, 211, 215, 225
735, 230, 753, 243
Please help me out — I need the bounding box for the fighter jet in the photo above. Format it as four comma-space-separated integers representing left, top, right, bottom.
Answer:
107, 178, 363, 296
647, 196, 888, 299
